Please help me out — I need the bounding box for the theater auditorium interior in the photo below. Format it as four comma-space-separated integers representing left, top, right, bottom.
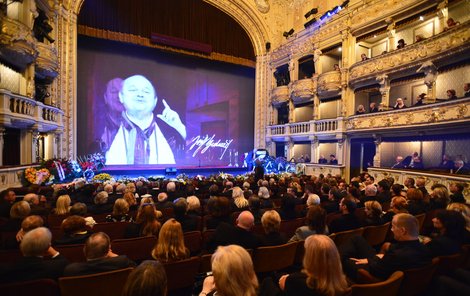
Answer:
0, 0, 469, 295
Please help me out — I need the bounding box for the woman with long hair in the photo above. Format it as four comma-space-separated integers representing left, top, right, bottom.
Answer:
363, 200, 384, 226
54, 194, 71, 215
200, 245, 258, 296
151, 218, 189, 262
290, 205, 328, 242
106, 198, 134, 222
279, 235, 349, 296
125, 203, 161, 238
424, 210, 467, 257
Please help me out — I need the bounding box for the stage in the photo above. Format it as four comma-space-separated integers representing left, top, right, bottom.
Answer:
102, 165, 250, 179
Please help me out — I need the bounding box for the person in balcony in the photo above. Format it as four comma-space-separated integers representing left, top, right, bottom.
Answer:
415, 34, 426, 42
393, 98, 407, 109
438, 154, 454, 171
396, 39, 406, 49
360, 53, 369, 61
334, 64, 340, 71
356, 104, 366, 115
369, 102, 379, 113
391, 156, 405, 169
447, 89, 458, 100
414, 93, 426, 106
329, 154, 338, 165
318, 155, 328, 164
408, 152, 423, 169
454, 160, 469, 175
464, 83, 470, 97
444, 18, 460, 31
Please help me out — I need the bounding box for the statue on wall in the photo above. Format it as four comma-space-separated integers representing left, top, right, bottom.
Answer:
254, 0, 270, 13
416, 61, 438, 88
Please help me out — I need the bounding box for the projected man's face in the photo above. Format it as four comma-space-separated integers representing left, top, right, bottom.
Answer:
119, 75, 157, 117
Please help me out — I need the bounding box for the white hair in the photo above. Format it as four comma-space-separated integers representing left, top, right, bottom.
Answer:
258, 187, 270, 199
306, 194, 321, 206
167, 182, 176, 192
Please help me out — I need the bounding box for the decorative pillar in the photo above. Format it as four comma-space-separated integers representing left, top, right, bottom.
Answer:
376, 74, 390, 110
336, 135, 346, 165
373, 134, 382, 167
312, 75, 320, 120
416, 62, 438, 103
54, 132, 62, 158
288, 99, 295, 123
254, 54, 270, 149
0, 128, 5, 166
31, 130, 40, 163
288, 58, 297, 84
437, 1, 448, 33
385, 18, 396, 52
309, 136, 319, 164
313, 48, 322, 74
285, 137, 294, 161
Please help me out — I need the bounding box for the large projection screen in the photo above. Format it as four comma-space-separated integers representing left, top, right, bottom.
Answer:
77, 36, 255, 167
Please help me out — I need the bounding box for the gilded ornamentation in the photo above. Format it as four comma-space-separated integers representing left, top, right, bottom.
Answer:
291, 78, 314, 104
405, 113, 414, 124
36, 43, 59, 79
456, 104, 468, 119
317, 71, 341, 97
0, 16, 38, 67
424, 108, 446, 123
271, 86, 290, 106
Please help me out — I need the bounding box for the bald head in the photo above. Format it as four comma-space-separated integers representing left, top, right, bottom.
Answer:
23, 193, 39, 205
84, 232, 111, 260
237, 211, 254, 230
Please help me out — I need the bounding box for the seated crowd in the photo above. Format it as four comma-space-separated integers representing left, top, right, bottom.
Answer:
0, 172, 469, 295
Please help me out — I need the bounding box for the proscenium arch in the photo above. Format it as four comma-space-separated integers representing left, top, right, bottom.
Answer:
69, 0, 269, 56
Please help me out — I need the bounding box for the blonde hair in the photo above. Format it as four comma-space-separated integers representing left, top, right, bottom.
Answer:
432, 187, 450, 204
364, 200, 382, 217
55, 195, 71, 215
211, 245, 258, 296
123, 191, 136, 206
186, 195, 200, 212
233, 187, 249, 209
113, 198, 130, 216
391, 196, 408, 212
447, 203, 470, 231
152, 219, 188, 262
261, 210, 281, 233
302, 235, 349, 296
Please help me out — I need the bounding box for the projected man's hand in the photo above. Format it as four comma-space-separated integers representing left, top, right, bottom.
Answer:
157, 99, 187, 139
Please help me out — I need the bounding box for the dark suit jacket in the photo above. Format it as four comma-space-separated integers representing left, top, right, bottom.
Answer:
63, 255, 136, 276
0, 255, 68, 283
329, 213, 361, 234
259, 231, 288, 247
368, 240, 432, 279
206, 222, 260, 253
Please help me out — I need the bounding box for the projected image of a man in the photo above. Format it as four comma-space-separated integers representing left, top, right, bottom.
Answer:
105, 75, 184, 165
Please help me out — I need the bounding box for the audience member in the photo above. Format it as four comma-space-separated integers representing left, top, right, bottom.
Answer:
447, 89, 458, 100
415, 34, 425, 42
447, 203, 470, 232
64, 232, 135, 276
449, 182, 466, 203
414, 93, 426, 106
318, 155, 328, 164
152, 219, 190, 262
444, 17, 460, 31
122, 260, 167, 296
393, 97, 406, 109
464, 83, 470, 97
259, 210, 287, 246
429, 186, 450, 210
329, 154, 338, 165
454, 160, 469, 174
156, 192, 173, 211
0, 189, 16, 218
205, 196, 231, 230
356, 104, 366, 115
53, 194, 71, 215
125, 203, 161, 238
258, 186, 273, 209
232, 186, 250, 211
397, 39, 406, 49
406, 188, 427, 215
409, 152, 423, 169
334, 64, 340, 71
1, 201, 31, 232
0, 227, 68, 283
200, 245, 258, 296
106, 198, 134, 222
360, 53, 369, 61
391, 155, 405, 168
173, 198, 199, 232
382, 196, 408, 223
369, 102, 378, 113
55, 215, 92, 245
439, 154, 455, 171
329, 197, 361, 233
363, 201, 384, 226
289, 205, 328, 242
341, 213, 431, 280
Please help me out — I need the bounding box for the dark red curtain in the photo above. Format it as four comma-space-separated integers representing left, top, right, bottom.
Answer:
78, 0, 255, 60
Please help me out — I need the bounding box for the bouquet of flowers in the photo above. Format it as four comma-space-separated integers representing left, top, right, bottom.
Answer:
92, 173, 113, 182
24, 167, 51, 185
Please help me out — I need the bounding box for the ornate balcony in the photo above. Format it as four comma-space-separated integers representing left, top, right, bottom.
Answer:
290, 78, 315, 104
271, 86, 290, 107
0, 90, 63, 132
317, 71, 341, 98
349, 21, 470, 88
267, 117, 344, 140
346, 97, 470, 133
36, 43, 59, 80
0, 16, 37, 70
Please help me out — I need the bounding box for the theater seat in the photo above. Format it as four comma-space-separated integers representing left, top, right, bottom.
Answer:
163, 256, 201, 293
112, 236, 156, 263
252, 242, 298, 273
351, 271, 403, 296
0, 278, 60, 296
59, 267, 133, 296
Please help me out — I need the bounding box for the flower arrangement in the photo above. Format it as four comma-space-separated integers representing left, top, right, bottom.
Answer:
24, 167, 51, 185
92, 173, 112, 182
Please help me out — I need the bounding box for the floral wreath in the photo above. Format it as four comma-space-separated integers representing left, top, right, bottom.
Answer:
24, 167, 51, 185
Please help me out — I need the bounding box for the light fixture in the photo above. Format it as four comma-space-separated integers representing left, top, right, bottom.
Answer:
338, 47, 342, 52
419, 16, 424, 21
374, 35, 377, 38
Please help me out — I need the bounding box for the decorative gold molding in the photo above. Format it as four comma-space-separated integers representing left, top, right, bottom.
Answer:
271, 85, 289, 107
0, 16, 38, 68
291, 78, 314, 104
36, 42, 59, 79
317, 71, 341, 98
77, 26, 256, 68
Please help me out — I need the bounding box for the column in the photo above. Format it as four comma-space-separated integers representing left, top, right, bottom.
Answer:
54, 132, 63, 158
376, 74, 390, 110
254, 54, 270, 149
336, 135, 346, 165
373, 134, 382, 167
309, 136, 319, 164
0, 128, 5, 166
288, 58, 297, 84
385, 18, 396, 52
285, 137, 294, 161
288, 99, 295, 123
417, 62, 438, 103
313, 48, 322, 74
31, 130, 40, 163
437, 1, 448, 33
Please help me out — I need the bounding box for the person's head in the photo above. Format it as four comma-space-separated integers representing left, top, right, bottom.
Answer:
364, 184, 377, 197
61, 215, 87, 235
330, 154, 336, 160
237, 211, 255, 230
464, 83, 470, 92
166, 182, 176, 192
397, 39, 405, 46
447, 18, 456, 27
113, 198, 130, 216
122, 260, 167, 296
123, 191, 136, 206
211, 245, 258, 296
116, 183, 127, 194
173, 198, 188, 216
306, 193, 320, 207
84, 232, 111, 260
357, 104, 365, 112
55, 194, 71, 215
391, 196, 408, 212
391, 213, 419, 240
404, 177, 415, 188
416, 177, 426, 187
2, 190, 16, 203
377, 179, 390, 193
21, 215, 44, 233
136, 204, 161, 236
10, 201, 31, 219
232, 186, 244, 199
302, 235, 349, 295
431, 186, 450, 206
186, 195, 200, 212
455, 160, 464, 168
406, 188, 424, 202
447, 203, 470, 231
70, 202, 88, 217
364, 200, 383, 219
153, 219, 186, 262
396, 98, 404, 105
104, 184, 114, 194
119, 75, 157, 118
23, 193, 39, 205
305, 205, 327, 234
334, 64, 340, 70
391, 183, 404, 196
417, 93, 426, 101
20, 227, 52, 257
369, 102, 376, 109
261, 210, 281, 234
433, 210, 466, 239
339, 198, 356, 214
126, 183, 136, 193
94, 191, 109, 205
361, 53, 367, 60
447, 89, 456, 98
258, 186, 270, 199
207, 196, 230, 218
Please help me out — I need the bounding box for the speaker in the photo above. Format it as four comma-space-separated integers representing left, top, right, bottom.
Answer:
265, 42, 271, 51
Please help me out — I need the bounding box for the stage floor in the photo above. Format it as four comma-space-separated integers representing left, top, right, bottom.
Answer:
102, 165, 250, 179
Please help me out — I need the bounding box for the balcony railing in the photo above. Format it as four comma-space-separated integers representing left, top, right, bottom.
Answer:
347, 97, 470, 131
36, 43, 59, 79
289, 121, 311, 134
0, 90, 63, 131
315, 118, 339, 132
290, 78, 315, 104
268, 117, 342, 137
349, 21, 470, 86
317, 71, 341, 98
0, 165, 30, 190
0, 16, 37, 69
271, 86, 290, 107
